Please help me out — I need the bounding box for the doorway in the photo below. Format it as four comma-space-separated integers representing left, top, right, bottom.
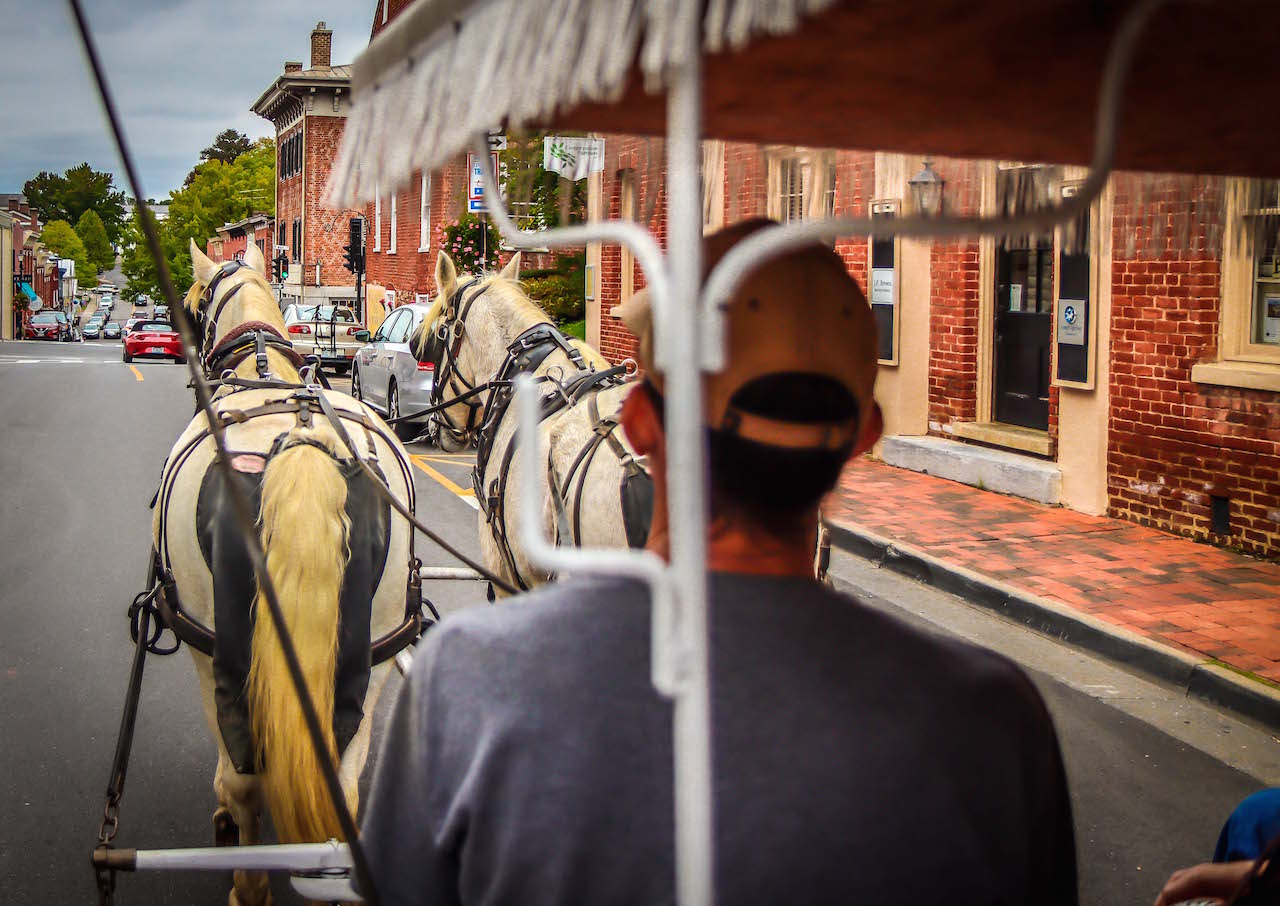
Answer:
993, 234, 1053, 430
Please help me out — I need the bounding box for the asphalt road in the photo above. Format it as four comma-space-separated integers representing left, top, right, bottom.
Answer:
0, 338, 1274, 905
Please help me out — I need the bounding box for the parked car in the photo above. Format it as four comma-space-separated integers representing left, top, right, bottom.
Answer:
103, 321, 122, 340
123, 317, 145, 337
123, 320, 184, 363
83, 320, 103, 340
25, 312, 66, 341
283, 303, 363, 374
351, 302, 438, 440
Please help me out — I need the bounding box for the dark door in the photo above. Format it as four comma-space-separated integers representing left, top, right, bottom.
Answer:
994, 238, 1052, 430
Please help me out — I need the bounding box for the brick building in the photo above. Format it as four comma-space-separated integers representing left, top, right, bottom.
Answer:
585, 144, 1280, 558
251, 22, 364, 317
206, 213, 274, 264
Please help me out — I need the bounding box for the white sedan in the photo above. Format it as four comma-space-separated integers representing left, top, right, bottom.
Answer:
282, 304, 363, 373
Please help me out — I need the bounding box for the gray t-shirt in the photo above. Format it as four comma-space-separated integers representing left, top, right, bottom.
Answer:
361, 573, 1075, 905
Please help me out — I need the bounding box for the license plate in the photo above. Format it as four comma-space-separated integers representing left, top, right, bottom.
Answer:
148, 346, 166, 354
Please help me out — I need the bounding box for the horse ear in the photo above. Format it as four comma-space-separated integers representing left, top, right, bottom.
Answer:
242, 240, 266, 277
190, 238, 218, 286
436, 251, 457, 302
498, 251, 521, 281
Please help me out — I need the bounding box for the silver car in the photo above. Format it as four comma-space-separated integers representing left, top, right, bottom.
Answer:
351, 302, 437, 441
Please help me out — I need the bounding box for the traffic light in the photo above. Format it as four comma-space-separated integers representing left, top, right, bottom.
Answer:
342, 217, 365, 274
273, 253, 289, 282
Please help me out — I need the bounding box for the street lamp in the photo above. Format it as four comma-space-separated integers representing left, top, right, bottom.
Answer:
908, 157, 945, 217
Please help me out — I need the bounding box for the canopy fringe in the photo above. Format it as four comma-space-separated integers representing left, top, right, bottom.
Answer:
327, 0, 838, 205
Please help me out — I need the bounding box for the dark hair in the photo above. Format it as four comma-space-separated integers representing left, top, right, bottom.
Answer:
642, 374, 858, 527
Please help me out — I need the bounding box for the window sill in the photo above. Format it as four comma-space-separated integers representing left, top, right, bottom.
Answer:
1191, 361, 1280, 392
951, 421, 1053, 457
418, 246, 430, 253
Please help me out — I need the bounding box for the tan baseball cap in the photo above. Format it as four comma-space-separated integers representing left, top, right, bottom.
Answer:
616, 218, 879, 451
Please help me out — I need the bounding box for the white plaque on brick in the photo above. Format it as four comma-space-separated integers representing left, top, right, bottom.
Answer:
870, 268, 894, 306
1058, 299, 1086, 346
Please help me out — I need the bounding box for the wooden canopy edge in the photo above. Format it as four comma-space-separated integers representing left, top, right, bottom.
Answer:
549, 0, 1278, 179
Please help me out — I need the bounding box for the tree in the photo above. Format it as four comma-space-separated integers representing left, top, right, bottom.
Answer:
201, 129, 253, 165
40, 220, 96, 283
22, 163, 127, 244
75, 209, 115, 274
123, 137, 276, 302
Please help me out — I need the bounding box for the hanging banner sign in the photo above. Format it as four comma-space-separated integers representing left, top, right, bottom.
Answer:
543, 136, 606, 181
468, 151, 499, 213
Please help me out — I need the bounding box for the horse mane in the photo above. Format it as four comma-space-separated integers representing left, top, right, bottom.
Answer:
185, 268, 285, 330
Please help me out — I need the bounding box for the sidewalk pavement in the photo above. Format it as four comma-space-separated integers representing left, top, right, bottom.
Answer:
823, 458, 1280, 722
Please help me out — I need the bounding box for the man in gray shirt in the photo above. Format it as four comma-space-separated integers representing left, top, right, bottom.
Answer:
361, 220, 1076, 905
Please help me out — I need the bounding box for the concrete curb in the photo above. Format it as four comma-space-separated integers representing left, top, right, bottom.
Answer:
826, 520, 1280, 733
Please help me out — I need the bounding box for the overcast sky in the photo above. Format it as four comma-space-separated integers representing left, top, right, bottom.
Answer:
0, 0, 375, 199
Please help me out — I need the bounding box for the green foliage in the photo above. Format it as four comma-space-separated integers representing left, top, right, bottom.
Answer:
23, 163, 127, 243
202, 129, 253, 165
75, 209, 114, 274
122, 138, 276, 301
440, 214, 500, 273
40, 220, 96, 282
500, 131, 588, 229
522, 251, 586, 324
560, 318, 586, 340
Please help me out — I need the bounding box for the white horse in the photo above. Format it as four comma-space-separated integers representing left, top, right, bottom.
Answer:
153, 240, 415, 906
418, 251, 644, 595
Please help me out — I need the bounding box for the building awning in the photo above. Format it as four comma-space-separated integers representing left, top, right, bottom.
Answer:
18, 282, 37, 302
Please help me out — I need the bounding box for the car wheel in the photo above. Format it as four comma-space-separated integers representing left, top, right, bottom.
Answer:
388, 383, 417, 442
350, 366, 362, 401
123, 351, 132, 363
334, 363, 350, 375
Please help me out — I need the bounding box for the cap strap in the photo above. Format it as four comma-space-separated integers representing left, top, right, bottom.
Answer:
720, 407, 858, 451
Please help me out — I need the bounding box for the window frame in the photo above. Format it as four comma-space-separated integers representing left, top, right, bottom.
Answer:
766, 148, 834, 223
419, 172, 432, 252
388, 192, 398, 254
373, 190, 382, 252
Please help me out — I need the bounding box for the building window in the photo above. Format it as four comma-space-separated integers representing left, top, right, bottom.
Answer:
373, 190, 382, 252
1198, 179, 1280, 389
767, 150, 834, 223
291, 218, 301, 263
702, 140, 725, 233
419, 172, 432, 251
388, 193, 397, 254
619, 169, 638, 305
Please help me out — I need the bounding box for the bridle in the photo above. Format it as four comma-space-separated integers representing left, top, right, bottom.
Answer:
427, 277, 490, 446
193, 257, 304, 381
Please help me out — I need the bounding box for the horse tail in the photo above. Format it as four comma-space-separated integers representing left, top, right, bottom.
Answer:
247, 431, 351, 843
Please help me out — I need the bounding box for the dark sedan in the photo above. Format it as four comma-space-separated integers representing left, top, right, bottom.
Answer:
102, 322, 123, 340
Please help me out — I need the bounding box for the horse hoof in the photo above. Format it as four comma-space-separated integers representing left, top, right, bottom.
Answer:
213, 807, 240, 847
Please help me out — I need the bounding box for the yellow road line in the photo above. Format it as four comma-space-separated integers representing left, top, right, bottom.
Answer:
411, 455, 479, 510
128, 365, 143, 382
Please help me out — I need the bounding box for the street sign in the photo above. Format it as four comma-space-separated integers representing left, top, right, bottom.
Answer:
486, 130, 507, 151
468, 151, 499, 213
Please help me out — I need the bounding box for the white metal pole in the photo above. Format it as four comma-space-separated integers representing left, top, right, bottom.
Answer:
664, 11, 714, 906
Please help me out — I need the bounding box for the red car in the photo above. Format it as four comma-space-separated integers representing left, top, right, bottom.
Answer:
123, 320, 185, 363
25, 312, 66, 341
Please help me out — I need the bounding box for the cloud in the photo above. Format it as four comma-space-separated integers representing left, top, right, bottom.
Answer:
0, 0, 374, 198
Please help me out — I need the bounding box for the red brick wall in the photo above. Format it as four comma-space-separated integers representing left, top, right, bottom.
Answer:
277, 122, 303, 267
598, 135, 667, 364
304, 116, 361, 290
1107, 173, 1280, 557
206, 225, 272, 263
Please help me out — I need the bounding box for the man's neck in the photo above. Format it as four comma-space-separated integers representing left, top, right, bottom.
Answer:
644, 519, 817, 578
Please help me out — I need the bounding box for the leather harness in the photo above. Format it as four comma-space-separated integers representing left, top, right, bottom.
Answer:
429, 280, 643, 591
152, 259, 424, 667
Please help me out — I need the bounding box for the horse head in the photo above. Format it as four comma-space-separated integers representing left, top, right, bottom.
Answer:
188, 239, 294, 378
416, 250, 524, 452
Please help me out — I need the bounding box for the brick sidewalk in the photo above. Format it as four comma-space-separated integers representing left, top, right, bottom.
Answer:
824, 459, 1280, 684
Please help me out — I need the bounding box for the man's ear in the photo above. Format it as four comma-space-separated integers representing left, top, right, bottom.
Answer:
620, 383, 663, 458
852, 401, 884, 456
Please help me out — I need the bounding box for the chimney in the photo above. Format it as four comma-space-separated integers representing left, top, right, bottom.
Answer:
284, 61, 303, 74
310, 21, 332, 69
